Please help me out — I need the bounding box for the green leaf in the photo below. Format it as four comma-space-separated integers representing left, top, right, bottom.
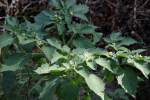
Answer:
57, 80, 79, 100
110, 32, 122, 41
119, 37, 137, 46
74, 24, 96, 34
62, 45, 71, 53
71, 4, 89, 21
1, 64, 19, 72
39, 78, 59, 100
132, 49, 146, 53
35, 63, 51, 74
73, 48, 94, 62
108, 88, 129, 100
47, 38, 62, 50
75, 69, 105, 100
51, 51, 67, 63
117, 68, 138, 97
25, 20, 42, 32
65, 0, 76, 9
1, 54, 30, 72
34, 10, 54, 26
2, 72, 16, 95
50, 0, 61, 8
65, 15, 72, 27
5, 16, 18, 28
41, 46, 55, 62
85, 74, 105, 99
35, 64, 66, 74
21, 39, 36, 45
87, 48, 107, 56
73, 13, 88, 21
104, 32, 137, 47
95, 58, 119, 74
17, 34, 36, 45
73, 37, 94, 48
104, 32, 122, 43
127, 59, 150, 78
57, 22, 65, 35
0, 34, 14, 48
93, 32, 103, 44
116, 52, 128, 58
72, 4, 89, 14
86, 61, 96, 70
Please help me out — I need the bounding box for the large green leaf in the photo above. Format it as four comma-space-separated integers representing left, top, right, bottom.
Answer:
74, 24, 96, 34
93, 32, 103, 44
65, 0, 76, 9
2, 72, 16, 95
47, 38, 62, 50
1, 54, 30, 72
127, 59, 150, 78
56, 22, 65, 35
119, 37, 137, 46
62, 45, 71, 53
72, 4, 89, 14
17, 35, 36, 45
35, 63, 51, 74
71, 4, 89, 21
132, 49, 146, 54
65, 15, 72, 27
51, 51, 67, 63
86, 61, 96, 70
73, 37, 94, 48
110, 32, 122, 42
95, 58, 119, 74
39, 78, 59, 100
49, 0, 61, 8
104, 32, 123, 43
57, 80, 79, 100
117, 68, 138, 97
85, 74, 105, 99
41, 46, 55, 62
25, 20, 43, 32
73, 13, 88, 21
76, 69, 105, 100
0, 34, 14, 48
73, 48, 94, 61
35, 64, 66, 74
34, 10, 54, 26
5, 16, 18, 28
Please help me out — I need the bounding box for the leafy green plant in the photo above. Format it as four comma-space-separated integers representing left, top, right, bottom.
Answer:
0, 0, 150, 100
104, 32, 138, 50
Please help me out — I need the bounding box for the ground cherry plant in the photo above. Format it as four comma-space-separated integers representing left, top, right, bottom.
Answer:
0, 0, 150, 100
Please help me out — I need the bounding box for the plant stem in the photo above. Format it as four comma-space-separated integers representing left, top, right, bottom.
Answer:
62, 33, 65, 45
67, 32, 76, 45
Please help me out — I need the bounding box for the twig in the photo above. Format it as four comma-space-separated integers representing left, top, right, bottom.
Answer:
22, 0, 39, 14
104, 0, 117, 8
22, 2, 32, 13
85, 0, 89, 4
133, 0, 137, 28
87, 0, 100, 5
139, 0, 149, 9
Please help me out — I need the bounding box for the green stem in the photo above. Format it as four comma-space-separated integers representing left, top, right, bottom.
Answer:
62, 33, 65, 45
67, 32, 76, 45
